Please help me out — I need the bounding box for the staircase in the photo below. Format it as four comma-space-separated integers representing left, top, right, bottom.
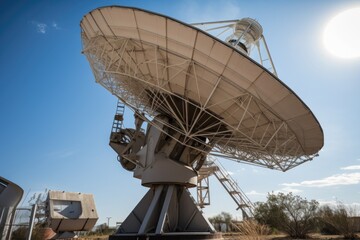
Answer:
198, 158, 255, 219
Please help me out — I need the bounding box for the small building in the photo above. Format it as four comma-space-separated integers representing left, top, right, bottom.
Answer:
47, 190, 98, 233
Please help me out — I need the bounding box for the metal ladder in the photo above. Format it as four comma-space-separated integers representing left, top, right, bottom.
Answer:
111, 99, 125, 133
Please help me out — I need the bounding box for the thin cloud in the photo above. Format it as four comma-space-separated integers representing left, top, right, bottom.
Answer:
275, 187, 303, 194
37, 24, 47, 33
282, 172, 360, 188
32, 21, 47, 34
318, 200, 360, 211
52, 22, 61, 30
31, 21, 61, 33
246, 190, 265, 196
341, 165, 360, 170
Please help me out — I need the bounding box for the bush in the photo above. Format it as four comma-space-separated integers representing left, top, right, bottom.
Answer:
208, 212, 233, 232
318, 203, 360, 239
317, 205, 341, 235
254, 192, 318, 238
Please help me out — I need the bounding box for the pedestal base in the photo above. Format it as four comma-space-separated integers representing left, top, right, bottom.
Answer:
112, 185, 221, 239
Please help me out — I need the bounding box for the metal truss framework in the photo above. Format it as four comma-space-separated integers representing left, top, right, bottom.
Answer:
82, 34, 317, 172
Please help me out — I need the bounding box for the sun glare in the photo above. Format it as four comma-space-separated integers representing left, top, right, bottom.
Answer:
324, 7, 360, 59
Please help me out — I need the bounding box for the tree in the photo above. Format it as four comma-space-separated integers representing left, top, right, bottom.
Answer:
254, 193, 287, 232
208, 212, 233, 232
27, 189, 50, 240
254, 192, 319, 238
318, 203, 360, 239
27, 189, 49, 227
317, 205, 341, 235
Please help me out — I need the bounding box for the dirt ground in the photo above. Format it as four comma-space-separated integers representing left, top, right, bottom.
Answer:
75, 233, 359, 240
221, 232, 358, 240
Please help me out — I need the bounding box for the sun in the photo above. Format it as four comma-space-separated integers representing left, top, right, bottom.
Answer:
324, 7, 360, 59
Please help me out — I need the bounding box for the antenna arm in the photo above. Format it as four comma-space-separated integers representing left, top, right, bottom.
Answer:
261, 35, 278, 77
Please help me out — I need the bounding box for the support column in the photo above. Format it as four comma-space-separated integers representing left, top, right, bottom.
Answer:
110, 185, 221, 240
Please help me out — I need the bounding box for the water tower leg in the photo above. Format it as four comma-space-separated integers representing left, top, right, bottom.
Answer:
110, 185, 222, 239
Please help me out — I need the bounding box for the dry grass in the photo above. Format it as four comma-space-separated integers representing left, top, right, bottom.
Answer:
223, 232, 284, 240
223, 233, 352, 240
230, 220, 271, 240
225, 220, 360, 240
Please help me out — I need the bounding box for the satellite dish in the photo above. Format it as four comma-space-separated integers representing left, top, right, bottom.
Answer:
81, 6, 323, 239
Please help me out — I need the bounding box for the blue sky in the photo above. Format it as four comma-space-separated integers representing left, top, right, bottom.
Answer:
1, 0, 360, 226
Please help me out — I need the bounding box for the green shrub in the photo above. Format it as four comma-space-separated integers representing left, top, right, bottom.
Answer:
254, 192, 318, 239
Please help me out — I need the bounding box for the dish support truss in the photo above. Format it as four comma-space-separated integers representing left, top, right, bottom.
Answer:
82, 34, 318, 172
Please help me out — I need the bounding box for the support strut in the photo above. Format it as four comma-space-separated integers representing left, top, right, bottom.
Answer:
110, 185, 221, 240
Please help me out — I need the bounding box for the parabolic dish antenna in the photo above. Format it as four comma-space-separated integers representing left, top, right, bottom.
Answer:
81, 6, 323, 240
